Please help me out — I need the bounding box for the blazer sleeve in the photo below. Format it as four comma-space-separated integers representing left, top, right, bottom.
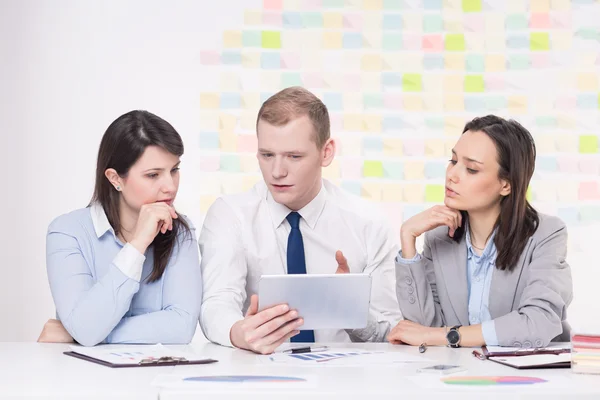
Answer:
395, 232, 445, 327
492, 220, 573, 347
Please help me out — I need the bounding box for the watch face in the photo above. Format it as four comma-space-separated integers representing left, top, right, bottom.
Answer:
447, 329, 460, 344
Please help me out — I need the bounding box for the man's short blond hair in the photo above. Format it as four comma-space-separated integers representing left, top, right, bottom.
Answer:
256, 86, 330, 149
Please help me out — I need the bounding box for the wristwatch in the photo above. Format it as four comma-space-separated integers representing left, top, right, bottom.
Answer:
446, 325, 462, 348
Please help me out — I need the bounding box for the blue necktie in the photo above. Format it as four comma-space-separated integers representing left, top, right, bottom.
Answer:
286, 212, 315, 343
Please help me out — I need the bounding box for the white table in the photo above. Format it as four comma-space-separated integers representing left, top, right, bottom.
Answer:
1, 342, 599, 399
161, 342, 600, 400
0, 343, 163, 399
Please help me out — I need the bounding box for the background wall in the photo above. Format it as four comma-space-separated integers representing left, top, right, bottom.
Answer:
1, 0, 599, 342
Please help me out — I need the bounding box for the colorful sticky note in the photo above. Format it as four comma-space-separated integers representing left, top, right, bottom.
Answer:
404, 161, 425, 180
530, 0, 550, 12
361, 54, 383, 71
264, 0, 283, 9
576, 73, 599, 91
423, 15, 443, 32
403, 139, 425, 156
302, 12, 323, 27
263, 12, 282, 26
425, 185, 445, 202
445, 34, 465, 51
403, 184, 426, 203
403, 95, 423, 111
425, 139, 446, 157
443, 75, 463, 92
364, 93, 383, 109
464, 75, 485, 92
363, 160, 384, 177
219, 154, 241, 172
425, 161, 447, 179
343, 114, 363, 131
240, 155, 259, 173
341, 181, 362, 196
200, 93, 220, 109
362, 137, 384, 154
200, 51, 220, 65
282, 12, 303, 28
322, 159, 341, 180
261, 53, 281, 69
383, 162, 404, 179
579, 135, 599, 154
466, 54, 485, 72
241, 51, 261, 68
423, 95, 443, 111
244, 10, 262, 25
444, 94, 465, 111
445, 53, 465, 70
423, 54, 444, 69
383, 14, 403, 30
242, 175, 261, 191
261, 31, 281, 48
530, 32, 550, 51
361, 182, 383, 202
199, 132, 219, 149
383, 138, 403, 156
383, 33, 403, 50
219, 132, 237, 152
382, 184, 403, 202
218, 114, 237, 132
462, 0, 482, 12
422, 35, 444, 51
402, 73, 422, 92
237, 134, 258, 153
363, 115, 383, 132
363, 0, 384, 10
323, 31, 343, 48
339, 137, 362, 157
199, 113, 219, 131
323, 12, 343, 28
344, 13, 363, 29
530, 13, 551, 29
343, 32, 363, 49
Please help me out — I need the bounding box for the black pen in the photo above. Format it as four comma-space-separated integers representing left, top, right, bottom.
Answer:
282, 346, 329, 354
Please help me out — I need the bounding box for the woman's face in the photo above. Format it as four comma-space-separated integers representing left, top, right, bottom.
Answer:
444, 130, 511, 212
115, 145, 181, 211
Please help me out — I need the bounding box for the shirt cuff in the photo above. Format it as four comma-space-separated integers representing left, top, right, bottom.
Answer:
395, 250, 422, 264
481, 320, 499, 346
113, 243, 145, 282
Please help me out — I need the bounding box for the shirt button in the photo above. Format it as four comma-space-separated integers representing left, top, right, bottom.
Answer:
470, 317, 477, 324
513, 341, 522, 348
405, 277, 413, 285
408, 296, 416, 304
407, 287, 414, 294
535, 339, 543, 347
523, 341, 532, 349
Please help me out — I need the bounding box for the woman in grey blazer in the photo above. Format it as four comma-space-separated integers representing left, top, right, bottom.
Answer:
389, 115, 572, 349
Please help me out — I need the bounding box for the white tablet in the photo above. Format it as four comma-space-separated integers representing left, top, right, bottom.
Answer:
257, 274, 372, 330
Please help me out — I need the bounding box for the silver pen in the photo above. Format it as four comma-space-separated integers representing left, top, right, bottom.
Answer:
282, 346, 329, 354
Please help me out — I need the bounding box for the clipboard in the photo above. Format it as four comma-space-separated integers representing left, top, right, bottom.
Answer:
63, 345, 218, 368
473, 345, 571, 370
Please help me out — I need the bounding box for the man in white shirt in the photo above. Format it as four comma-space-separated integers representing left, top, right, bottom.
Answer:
199, 86, 402, 354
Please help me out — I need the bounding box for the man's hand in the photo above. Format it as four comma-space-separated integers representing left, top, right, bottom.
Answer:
229, 295, 302, 354
335, 250, 350, 274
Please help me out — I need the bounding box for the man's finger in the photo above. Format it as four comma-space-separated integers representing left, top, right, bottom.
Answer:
245, 294, 259, 317
335, 250, 350, 274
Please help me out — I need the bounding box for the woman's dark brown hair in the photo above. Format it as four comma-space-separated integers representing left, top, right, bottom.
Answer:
451, 115, 539, 271
89, 110, 190, 282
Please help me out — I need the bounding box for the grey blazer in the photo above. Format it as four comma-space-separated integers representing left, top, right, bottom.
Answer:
395, 213, 573, 348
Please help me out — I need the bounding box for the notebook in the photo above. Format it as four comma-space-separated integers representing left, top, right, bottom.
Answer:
64, 344, 218, 368
474, 345, 571, 369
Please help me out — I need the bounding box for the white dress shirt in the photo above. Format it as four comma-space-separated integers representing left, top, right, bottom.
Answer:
199, 179, 402, 347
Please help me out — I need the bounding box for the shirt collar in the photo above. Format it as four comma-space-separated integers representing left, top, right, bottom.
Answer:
465, 222, 497, 264
266, 181, 327, 230
90, 203, 115, 238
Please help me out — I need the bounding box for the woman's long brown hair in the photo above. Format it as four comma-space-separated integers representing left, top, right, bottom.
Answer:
451, 115, 539, 271
89, 110, 190, 282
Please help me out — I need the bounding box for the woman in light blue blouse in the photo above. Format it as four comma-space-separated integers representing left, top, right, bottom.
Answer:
38, 110, 201, 346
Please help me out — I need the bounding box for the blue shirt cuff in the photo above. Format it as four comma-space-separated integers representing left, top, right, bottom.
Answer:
395, 250, 422, 264
481, 320, 499, 346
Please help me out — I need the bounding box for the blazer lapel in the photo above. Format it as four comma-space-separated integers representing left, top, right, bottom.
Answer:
489, 237, 533, 318
434, 235, 469, 326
